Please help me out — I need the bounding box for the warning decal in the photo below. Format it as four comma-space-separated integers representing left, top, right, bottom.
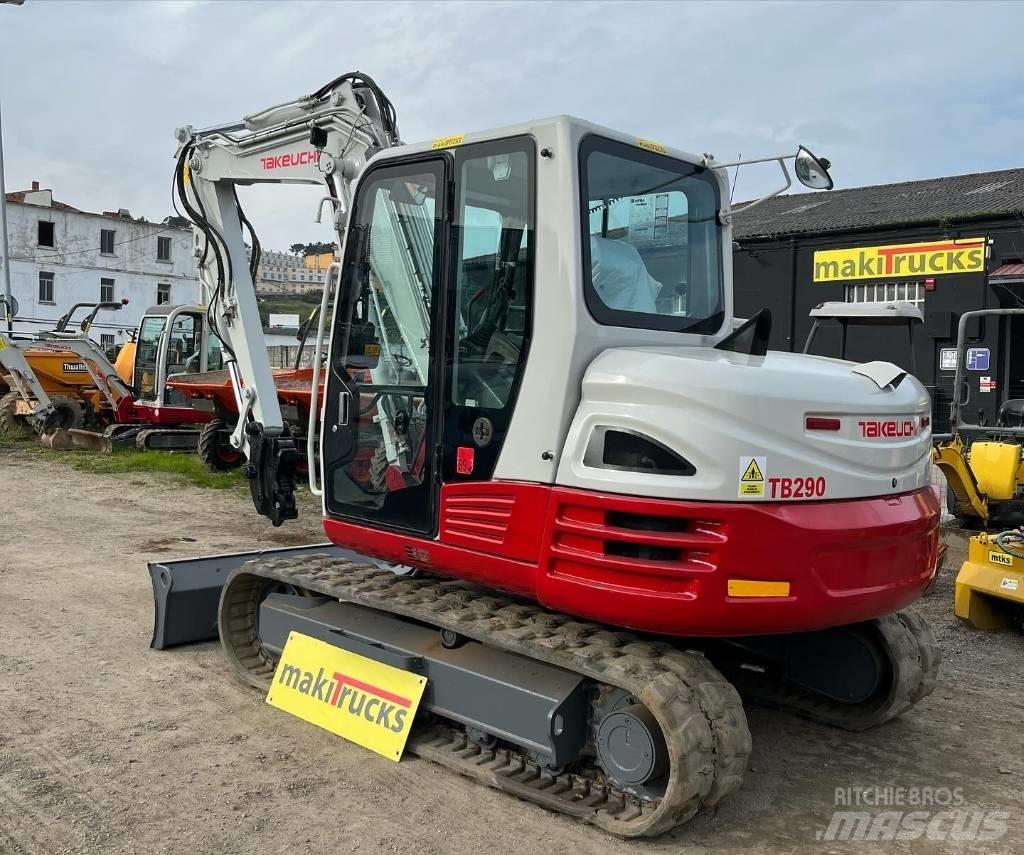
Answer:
738, 456, 766, 498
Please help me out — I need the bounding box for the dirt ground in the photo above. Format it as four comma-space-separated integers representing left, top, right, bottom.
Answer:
0, 447, 1021, 855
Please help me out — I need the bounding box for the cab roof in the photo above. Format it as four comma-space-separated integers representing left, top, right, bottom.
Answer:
373, 115, 709, 173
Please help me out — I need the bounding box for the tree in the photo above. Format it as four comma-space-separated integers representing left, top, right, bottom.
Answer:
289, 242, 305, 255
302, 241, 336, 257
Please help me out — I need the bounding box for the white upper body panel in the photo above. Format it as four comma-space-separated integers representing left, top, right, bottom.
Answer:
556, 347, 933, 502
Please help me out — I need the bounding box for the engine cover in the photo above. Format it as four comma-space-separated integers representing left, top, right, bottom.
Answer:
557, 347, 932, 503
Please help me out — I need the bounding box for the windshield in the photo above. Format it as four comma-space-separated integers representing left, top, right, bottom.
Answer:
581, 136, 724, 334
134, 316, 166, 401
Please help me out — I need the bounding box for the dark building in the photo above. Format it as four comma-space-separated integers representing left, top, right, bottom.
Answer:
731, 167, 1024, 433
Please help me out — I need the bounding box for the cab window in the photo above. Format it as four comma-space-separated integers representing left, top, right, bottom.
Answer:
167, 314, 199, 375
206, 331, 224, 371
134, 316, 166, 401
451, 141, 533, 409
581, 135, 723, 334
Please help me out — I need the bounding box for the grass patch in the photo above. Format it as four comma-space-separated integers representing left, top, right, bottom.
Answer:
258, 292, 323, 325
1, 431, 244, 489
57, 446, 244, 489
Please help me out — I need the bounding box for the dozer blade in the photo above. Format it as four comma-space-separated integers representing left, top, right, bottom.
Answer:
67, 428, 113, 453
39, 429, 76, 450
148, 542, 351, 649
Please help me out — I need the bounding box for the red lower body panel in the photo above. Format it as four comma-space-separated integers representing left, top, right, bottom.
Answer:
322, 483, 940, 638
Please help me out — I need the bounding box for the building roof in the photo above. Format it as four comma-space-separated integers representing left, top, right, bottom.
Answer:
4, 189, 80, 213
732, 167, 1024, 241
990, 263, 1024, 283
5, 186, 186, 229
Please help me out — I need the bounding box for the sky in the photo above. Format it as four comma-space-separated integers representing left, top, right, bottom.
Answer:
2, 0, 1023, 252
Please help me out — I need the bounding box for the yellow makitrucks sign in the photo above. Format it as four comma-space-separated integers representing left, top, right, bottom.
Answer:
267, 632, 428, 761
813, 238, 985, 283
432, 134, 464, 150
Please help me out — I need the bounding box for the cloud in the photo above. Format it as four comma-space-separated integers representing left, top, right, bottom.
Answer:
1, 0, 1022, 249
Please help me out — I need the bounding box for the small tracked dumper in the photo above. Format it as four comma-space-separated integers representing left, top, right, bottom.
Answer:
932, 307, 1024, 630
151, 72, 941, 838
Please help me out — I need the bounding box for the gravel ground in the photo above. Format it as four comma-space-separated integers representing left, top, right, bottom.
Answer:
0, 447, 1021, 854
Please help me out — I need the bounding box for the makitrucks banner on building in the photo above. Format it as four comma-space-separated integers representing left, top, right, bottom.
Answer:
813, 237, 986, 282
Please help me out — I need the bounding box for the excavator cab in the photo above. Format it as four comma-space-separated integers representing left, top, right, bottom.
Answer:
132, 305, 216, 407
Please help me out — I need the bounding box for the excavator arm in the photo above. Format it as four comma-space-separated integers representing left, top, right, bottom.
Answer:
174, 72, 399, 524
0, 329, 137, 430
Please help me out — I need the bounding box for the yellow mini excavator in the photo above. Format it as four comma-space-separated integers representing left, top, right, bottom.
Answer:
932, 307, 1024, 630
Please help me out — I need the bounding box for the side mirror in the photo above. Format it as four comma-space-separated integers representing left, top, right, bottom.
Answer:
794, 146, 834, 190
2, 295, 19, 319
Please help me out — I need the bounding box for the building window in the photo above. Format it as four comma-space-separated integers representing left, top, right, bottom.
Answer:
100, 229, 116, 255
157, 236, 172, 262
100, 333, 115, 351
845, 280, 926, 310
38, 221, 55, 248
100, 277, 115, 303
38, 271, 55, 303
157, 283, 171, 305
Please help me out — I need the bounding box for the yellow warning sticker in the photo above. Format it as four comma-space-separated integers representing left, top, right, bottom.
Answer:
738, 456, 766, 498
637, 138, 668, 155
0, 337, 6, 351
182, 162, 191, 185
989, 550, 1014, 567
432, 134, 465, 150
267, 632, 428, 762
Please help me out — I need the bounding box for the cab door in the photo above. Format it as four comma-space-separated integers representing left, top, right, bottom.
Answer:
323, 156, 448, 535
442, 137, 534, 484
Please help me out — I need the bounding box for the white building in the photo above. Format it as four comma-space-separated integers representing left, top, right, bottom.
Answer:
255, 248, 329, 295
2, 182, 200, 349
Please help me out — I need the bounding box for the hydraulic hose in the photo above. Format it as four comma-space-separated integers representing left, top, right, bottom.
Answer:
994, 528, 1024, 560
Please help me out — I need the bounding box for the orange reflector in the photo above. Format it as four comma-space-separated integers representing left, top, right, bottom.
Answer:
727, 579, 792, 598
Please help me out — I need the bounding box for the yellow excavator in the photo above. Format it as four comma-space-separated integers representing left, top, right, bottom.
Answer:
932, 307, 1024, 630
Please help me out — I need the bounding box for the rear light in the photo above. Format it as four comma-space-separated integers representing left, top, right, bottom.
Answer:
921, 415, 931, 430
806, 417, 841, 431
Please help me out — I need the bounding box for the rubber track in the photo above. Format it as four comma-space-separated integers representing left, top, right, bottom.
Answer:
135, 428, 200, 451
218, 555, 751, 838
723, 609, 940, 732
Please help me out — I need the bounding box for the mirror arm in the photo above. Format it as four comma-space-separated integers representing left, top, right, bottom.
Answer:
716, 158, 792, 224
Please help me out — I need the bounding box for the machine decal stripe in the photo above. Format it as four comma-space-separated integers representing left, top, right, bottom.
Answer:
332, 673, 412, 708
875, 240, 983, 257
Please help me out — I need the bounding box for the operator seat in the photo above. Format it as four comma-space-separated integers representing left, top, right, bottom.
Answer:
590, 236, 663, 313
